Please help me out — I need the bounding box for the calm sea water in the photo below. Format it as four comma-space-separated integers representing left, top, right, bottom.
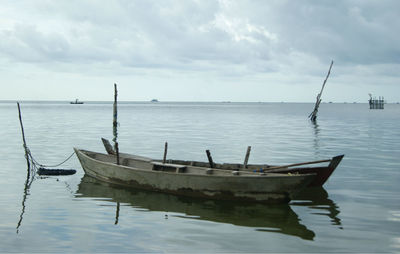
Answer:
0, 101, 399, 253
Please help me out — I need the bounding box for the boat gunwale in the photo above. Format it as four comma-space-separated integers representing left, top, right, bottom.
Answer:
74, 148, 317, 180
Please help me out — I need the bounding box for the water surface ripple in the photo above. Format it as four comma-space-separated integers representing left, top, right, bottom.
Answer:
0, 102, 399, 252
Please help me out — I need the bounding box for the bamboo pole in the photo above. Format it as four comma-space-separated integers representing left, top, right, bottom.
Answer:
16, 102, 33, 233
163, 142, 168, 164
115, 143, 120, 165
309, 60, 334, 121
17, 102, 30, 170
113, 83, 120, 165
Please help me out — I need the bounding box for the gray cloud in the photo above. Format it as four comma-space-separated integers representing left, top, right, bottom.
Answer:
2, 1, 399, 69
0, 0, 399, 101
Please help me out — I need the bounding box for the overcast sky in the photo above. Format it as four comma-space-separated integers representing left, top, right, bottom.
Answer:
1, 0, 399, 102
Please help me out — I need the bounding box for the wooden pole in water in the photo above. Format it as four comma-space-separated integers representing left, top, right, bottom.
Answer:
163, 142, 168, 164
17, 102, 30, 170
243, 146, 251, 169
115, 143, 120, 165
113, 83, 120, 165
309, 60, 334, 122
206, 150, 215, 168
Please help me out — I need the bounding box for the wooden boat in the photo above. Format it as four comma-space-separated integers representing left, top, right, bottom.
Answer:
100, 138, 343, 187
74, 148, 317, 203
100, 139, 343, 189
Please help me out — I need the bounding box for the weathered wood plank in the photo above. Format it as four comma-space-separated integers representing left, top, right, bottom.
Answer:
102, 138, 116, 155
206, 150, 215, 168
243, 146, 251, 169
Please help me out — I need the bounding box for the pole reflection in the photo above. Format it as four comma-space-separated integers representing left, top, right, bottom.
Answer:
305, 111, 342, 228
311, 120, 321, 156
16, 164, 36, 233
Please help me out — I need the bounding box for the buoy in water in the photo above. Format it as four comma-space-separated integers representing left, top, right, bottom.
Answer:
37, 167, 76, 176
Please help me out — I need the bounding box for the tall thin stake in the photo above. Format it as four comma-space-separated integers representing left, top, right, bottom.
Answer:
163, 142, 168, 164
309, 60, 334, 122
17, 102, 30, 170
243, 146, 251, 169
113, 83, 120, 165
16, 102, 32, 234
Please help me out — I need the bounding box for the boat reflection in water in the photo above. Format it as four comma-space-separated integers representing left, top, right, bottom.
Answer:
76, 175, 316, 240
291, 187, 342, 228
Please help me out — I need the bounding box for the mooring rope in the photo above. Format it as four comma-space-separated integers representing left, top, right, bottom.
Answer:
25, 147, 75, 169
17, 102, 76, 177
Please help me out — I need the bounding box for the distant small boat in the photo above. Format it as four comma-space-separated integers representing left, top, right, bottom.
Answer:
150, 99, 159, 102
70, 99, 84, 104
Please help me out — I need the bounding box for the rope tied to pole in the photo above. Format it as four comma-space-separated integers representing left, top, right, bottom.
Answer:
24, 145, 76, 176
29, 151, 76, 168
17, 102, 77, 176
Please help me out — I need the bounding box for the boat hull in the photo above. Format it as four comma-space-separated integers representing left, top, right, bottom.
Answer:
260, 155, 344, 186
74, 149, 315, 203
100, 138, 344, 187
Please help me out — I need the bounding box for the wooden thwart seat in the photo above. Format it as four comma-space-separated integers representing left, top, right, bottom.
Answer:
151, 161, 187, 173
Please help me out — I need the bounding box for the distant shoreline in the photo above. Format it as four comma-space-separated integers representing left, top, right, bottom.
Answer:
0, 100, 388, 104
